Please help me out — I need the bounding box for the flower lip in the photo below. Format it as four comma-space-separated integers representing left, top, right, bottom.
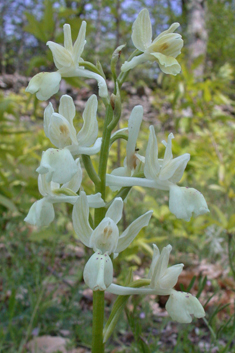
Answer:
165, 289, 206, 323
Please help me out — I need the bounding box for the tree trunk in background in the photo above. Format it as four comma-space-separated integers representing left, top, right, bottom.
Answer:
184, 0, 208, 77
94, 0, 102, 57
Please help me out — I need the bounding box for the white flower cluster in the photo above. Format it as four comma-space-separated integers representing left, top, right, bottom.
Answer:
25, 9, 208, 324
25, 95, 105, 227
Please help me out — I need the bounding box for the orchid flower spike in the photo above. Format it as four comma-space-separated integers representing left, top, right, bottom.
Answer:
107, 244, 205, 323
26, 22, 108, 99
24, 159, 105, 227
109, 105, 144, 191
121, 9, 183, 75
72, 191, 152, 291
44, 94, 101, 156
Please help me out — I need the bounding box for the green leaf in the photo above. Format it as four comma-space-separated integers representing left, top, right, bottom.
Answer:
0, 195, 18, 212
103, 279, 150, 343
42, 0, 55, 36
211, 204, 228, 228
103, 292, 129, 343
26, 56, 49, 75
24, 13, 47, 42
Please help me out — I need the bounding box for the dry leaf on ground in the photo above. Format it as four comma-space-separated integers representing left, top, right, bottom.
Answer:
27, 336, 68, 353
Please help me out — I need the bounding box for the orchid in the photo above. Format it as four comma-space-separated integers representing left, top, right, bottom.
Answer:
72, 191, 152, 290
107, 126, 209, 221
107, 244, 183, 296
44, 94, 101, 156
25, 159, 105, 227
107, 244, 205, 323
24, 10, 209, 350
121, 9, 183, 75
26, 22, 108, 99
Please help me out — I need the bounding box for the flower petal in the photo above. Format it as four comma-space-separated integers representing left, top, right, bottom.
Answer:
149, 33, 183, 58
151, 245, 172, 288
36, 148, 78, 184
24, 199, 55, 227
160, 264, 184, 289
154, 23, 180, 41
162, 133, 174, 166
59, 95, 76, 125
62, 158, 82, 192
148, 244, 160, 279
105, 197, 123, 224
47, 41, 72, 69
38, 174, 59, 197
44, 102, 54, 138
90, 217, 119, 254
132, 9, 152, 51
73, 21, 87, 64
48, 113, 75, 148
169, 185, 210, 221
144, 126, 161, 180
76, 95, 98, 146
116, 210, 152, 253
160, 153, 190, 182
151, 52, 181, 75
126, 105, 143, 172
26, 72, 61, 101
87, 193, 105, 208
72, 191, 93, 247
83, 251, 113, 291
165, 290, 205, 323
63, 24, 73, 52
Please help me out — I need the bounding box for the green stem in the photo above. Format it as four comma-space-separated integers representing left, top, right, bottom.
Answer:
110, 132, 128, 146
105, 187, 132, 208
95, 104, 114, 226
117, 49, 142, 88
92, 103, 114, 353
82, 154, 101, 186
79, 60, 103, 76
92, 291, 105, 353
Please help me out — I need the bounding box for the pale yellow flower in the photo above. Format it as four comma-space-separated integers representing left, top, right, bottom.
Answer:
121, 9, 183, 75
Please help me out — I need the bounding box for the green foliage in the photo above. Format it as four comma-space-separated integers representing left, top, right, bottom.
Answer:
24, 0, 54, 43
207, 0, 235, 71
0, 90, 51, 228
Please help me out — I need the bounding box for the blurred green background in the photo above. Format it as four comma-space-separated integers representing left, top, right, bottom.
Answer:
0, 0, 235, 352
